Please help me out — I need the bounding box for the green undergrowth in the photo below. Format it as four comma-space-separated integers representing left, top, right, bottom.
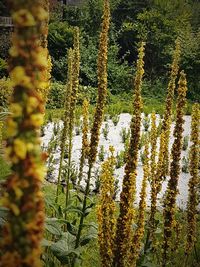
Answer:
44, 95, 193, 124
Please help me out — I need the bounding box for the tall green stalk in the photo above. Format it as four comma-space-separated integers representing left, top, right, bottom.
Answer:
55, 48, 73, 204
65, 27, 80, 211
72, 0, 110, 263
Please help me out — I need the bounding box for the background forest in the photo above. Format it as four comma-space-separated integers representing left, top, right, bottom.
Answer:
0, 0, 200, 105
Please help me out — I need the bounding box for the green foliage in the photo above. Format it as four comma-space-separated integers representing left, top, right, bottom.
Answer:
0, 78, 13, 108
98, 145, 105, 162
116, 151, 125, 169
0, 58, 7, 77
182, 135, 189, 151
102, 123, 109, 140
48, 22, 74, 81
47, 82, 66, 109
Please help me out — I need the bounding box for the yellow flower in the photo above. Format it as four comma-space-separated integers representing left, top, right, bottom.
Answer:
35, 165, 46, 181
7, 119, 18, 137
30, 113, 44, 127
34, 7, 48, 21
14, 187, 23, 199
9, 46, 19, 57
13, 9, 36, 26
10, 66, 31, 88
10, 203, 20, 216
14, 139, 27, 160
26, 96, 39, 114
10, 103, 23, 117
27, 142, 34, 152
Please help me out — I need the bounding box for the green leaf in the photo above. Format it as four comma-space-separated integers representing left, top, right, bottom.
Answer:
79, 233, 97, 247
66, 222, 77, 236
63, 205, 83, 216
41, 238, 55, 248
50, 232, 81, 264
45, 218, 62, 236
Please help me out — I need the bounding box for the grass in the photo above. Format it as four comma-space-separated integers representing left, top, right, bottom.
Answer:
44, 95, 194, 124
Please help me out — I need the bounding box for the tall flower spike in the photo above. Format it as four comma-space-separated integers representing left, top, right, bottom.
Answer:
149, 112, 158, 237
162, 71, 188, 266
73, 0, 110, 253
185, 103, 200, 256
155, 130, 166, 195
65, 27, 80, 208
0, 1, 48, 266
78, 98, 89, 185
38, 0, 51, 103
0, 121, 3, 148
162, 39, 181, 176
89, 0, 110, 165
113, 42, 145, 267
97, 146, 116, 267
55, 48, 73, 203
129, 141, 150, 266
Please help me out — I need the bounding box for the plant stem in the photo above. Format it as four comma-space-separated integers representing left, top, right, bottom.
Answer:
65, 130, 73, 219
75, 163, 92, 248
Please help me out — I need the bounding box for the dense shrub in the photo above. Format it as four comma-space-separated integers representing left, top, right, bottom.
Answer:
46, 82, 65, 109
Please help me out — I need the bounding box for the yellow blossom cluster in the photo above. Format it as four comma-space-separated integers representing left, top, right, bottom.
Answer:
0, 1, 48, 266
56, 48, 73, 203
162, 71, 188, 266
113, 42, 145, 267
185, 103, 200, 255
65, 27, 80, 208
149, 112, 158, 236
97, 146, 116, 267
129, 141, 150, 266
162, 39, 181, 176
78, 98, 89, 184
74, 0, 110, 251
89, 0, 110, 165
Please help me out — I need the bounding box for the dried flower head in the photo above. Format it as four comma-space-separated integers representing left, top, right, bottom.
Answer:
113, 42, 145, 267
185, 103, 200, 255
162, 71, 188, 266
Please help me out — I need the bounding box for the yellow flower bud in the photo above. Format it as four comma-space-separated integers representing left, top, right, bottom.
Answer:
7, 119, 18, 137
10, 66, 31, 88
30, 113, 44, 127
10, 103, 23, 117
14, 139, 27, 160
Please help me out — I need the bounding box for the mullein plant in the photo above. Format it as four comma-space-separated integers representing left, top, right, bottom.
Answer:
73, 0, 110, 255
0, 121, 3, 148
149, 112, 158, 238
113, 42, 145, 267
162, 71, 188, 267
185, 103, 200, 262
55, 48, 73, 204
39, 0, 51, 103
155, 131, 166, 195
129, 141, 150, 267
65, 27, 80, 208
162, 39, 181, 176
97, 146, 116, 267
0, 1, 48, 266
78, 98, 89, 185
